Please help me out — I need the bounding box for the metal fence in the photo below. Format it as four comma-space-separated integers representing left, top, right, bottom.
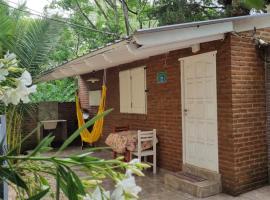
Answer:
0, 115, 8, 200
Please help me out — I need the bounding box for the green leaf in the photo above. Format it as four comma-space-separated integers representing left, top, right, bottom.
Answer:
58, 165, 79, 200
69, 147, 110, 158
9, 19, 64, 76
7, 125, 40, 156
0, 167, 28, 190
56, 109, 113, 154
27, 188, 50, 200
69, 170, 85, 195
27, 134, 55, 157
39, 175, 50, 187
242, 0, 265, 9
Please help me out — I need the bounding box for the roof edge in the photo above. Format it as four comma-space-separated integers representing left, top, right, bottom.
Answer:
135, 14, 270, 35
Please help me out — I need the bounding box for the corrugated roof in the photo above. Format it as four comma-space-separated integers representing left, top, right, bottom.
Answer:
36, 14, 270, 82
135, 14, 270, 34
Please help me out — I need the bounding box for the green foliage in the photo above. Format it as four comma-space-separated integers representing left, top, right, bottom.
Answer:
6, 105, 23, 155
0, 109, 147, 199
241, 0, 265, 9
151, 0, 223, 26
0, 3, 63, 75
31, 78, 76, 102
0, 3, 15, 56
6, 103, 36, 154
48, 27, 79, 64
149, 0, 269, 26
0, 2, 69, 103
9, 19, 63, 76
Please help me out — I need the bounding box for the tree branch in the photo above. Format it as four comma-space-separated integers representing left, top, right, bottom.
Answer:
74, 0, 97, 29
74, 34, 80, 57
120, 0, 130, 35
119, 0, 138, 15
94, 0, 109, 20
104, 0, 116, 9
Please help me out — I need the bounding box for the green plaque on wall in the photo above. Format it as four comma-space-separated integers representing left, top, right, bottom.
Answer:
157, 72, 167, 84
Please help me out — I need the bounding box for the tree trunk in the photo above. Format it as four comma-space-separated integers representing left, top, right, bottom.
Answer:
113, 0, 119, 35
121, 0, 130, 36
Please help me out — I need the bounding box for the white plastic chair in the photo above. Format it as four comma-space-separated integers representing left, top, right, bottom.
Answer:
131, 129, 157, 174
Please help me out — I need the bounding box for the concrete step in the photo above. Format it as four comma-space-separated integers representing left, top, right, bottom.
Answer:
164, 165, 221, 198
182, 164, 221, 182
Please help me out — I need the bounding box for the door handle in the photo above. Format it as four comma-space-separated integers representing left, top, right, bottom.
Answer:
184, 109, 188, 113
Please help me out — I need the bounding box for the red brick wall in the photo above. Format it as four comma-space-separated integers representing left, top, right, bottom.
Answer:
229, 32, 268, 194
78, 32, 268, 195
216, 34, 236, 194
79, 39, 233, 173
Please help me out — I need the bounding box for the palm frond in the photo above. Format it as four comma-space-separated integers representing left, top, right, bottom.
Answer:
0, 9, 16, 56
9, 19, 64, 76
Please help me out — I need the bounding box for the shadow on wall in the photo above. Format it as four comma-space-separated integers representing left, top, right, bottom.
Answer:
21, 102, 78, 151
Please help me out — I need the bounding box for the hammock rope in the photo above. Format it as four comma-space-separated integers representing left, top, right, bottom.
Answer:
75, 70, 107, 145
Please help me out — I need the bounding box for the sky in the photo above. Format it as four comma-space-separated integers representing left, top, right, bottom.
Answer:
10, 0, 51, 13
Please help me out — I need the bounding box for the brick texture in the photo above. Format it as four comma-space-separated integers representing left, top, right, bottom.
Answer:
78, 31, 269, 195
229, 31, 268, 194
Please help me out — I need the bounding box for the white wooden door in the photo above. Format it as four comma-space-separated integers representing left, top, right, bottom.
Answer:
180, 51, 218, 172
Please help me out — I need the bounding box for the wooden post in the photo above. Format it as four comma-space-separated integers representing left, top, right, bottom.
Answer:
0, 115, 8, 200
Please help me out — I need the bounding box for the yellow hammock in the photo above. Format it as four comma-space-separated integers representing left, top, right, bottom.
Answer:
75, 85, 107, 144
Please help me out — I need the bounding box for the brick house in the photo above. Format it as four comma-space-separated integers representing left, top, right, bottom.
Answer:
38, 14, 270, 196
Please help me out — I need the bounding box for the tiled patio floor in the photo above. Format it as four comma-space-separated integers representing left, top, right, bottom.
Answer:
8, 146, 270, 199
136, 171, 270, 200
55, 146, 270, 200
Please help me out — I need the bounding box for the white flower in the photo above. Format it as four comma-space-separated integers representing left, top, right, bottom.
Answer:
15, 81, 36, 103
0, 52, 36, 105
84, 187, 110, 200
0, 73, 37, 105
19, 71, 32, 86
0, 53, 37, 106
4, 51, 16, 61
1, 88, 19, 105
127, 159, 145, 177
4, 52, 17, 66
129, 159, 140, 166
0, 68, 8, 82
111, 176, 141, 200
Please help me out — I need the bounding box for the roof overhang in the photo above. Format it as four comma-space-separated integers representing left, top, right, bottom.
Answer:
36, 14, 270, 82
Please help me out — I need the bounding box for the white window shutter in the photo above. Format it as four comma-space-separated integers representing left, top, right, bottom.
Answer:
130, 67, 146, 114
119, 70, 132, 113
89, 90, 101, 106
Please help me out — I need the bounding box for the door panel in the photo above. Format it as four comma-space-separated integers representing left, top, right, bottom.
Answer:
181, 51, 218, 172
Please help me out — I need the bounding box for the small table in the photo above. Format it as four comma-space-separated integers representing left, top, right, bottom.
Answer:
105, 130, 157, 161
